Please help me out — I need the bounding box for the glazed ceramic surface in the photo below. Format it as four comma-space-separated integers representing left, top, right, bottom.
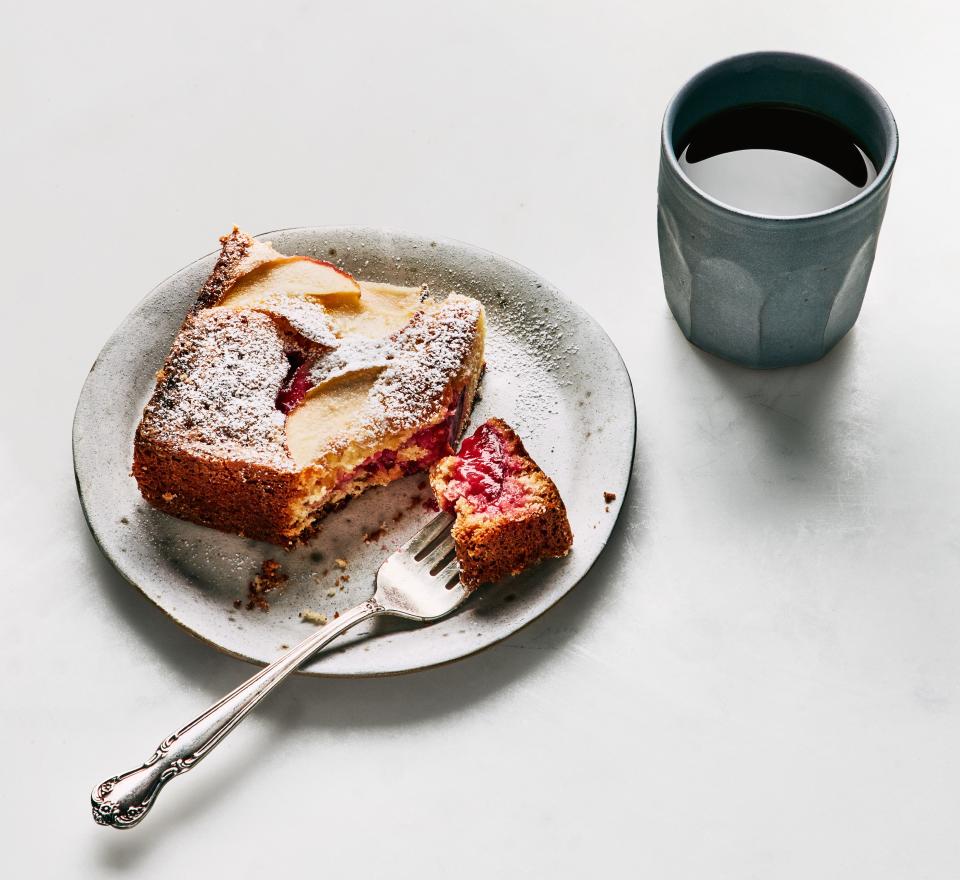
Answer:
658, 52, 898, 368
73, 227, 636, 676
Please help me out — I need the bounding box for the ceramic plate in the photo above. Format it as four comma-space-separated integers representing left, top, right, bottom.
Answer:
74, 227, 635, 676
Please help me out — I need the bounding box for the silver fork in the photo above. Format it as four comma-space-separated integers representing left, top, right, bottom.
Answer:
92, 512, 463, 829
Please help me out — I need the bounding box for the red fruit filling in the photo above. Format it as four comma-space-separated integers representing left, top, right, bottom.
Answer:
276, 354, 315, 414
333, 389, 468, 487
439, 421, 528, 514
454, 422, 506, 504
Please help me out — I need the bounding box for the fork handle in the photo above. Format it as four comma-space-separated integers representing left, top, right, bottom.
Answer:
91, 598, 383, 829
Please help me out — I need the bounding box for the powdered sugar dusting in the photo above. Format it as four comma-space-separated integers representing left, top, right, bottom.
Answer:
290, 294, 484, 455
250, 296, 338, 349
138, 286, 483, 472
370, 294, 484, 436
138, 309, 291, 468
306, 336, 390, 387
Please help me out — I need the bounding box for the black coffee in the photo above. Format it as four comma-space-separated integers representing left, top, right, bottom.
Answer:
677, 104, 877, 216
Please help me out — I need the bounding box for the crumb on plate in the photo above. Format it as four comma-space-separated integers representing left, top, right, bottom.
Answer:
244, 559, 288, 612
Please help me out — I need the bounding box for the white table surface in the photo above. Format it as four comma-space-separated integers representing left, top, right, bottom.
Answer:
4, 1, 959, 877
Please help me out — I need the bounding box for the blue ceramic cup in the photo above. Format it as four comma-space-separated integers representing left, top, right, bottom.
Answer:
658, 52, 898, 368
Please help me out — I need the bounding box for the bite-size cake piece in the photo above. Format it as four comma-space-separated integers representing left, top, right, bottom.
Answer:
133, 228, 485, 546
429, 419, 573, 589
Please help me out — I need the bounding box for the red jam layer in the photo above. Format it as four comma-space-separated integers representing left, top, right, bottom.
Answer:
276, 355, 315, 414
441, 421, 528, 515
334, 395, 466, 488
453, 422, 506, 505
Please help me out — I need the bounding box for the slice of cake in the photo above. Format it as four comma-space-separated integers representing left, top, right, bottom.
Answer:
133, 228, 485, 546
429, 418, 573, 589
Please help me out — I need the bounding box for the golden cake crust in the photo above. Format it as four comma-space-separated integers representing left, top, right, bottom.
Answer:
192, 227, 285, 313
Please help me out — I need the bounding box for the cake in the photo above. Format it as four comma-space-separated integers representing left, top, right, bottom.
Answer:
429, 418, 573, 588
133, 228, 486, 546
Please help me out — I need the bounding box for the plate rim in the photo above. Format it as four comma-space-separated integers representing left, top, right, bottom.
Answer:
73, 225, 637, 677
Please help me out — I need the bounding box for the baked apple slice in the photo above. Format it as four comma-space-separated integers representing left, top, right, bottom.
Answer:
219, 255, 362, 311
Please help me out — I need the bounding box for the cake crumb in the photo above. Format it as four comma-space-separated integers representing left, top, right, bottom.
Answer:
161, 492, 176, 502
243, 559, 288, 612
300, 610, 328, 626
603, 491, 616, 503
334, 558, 348, 569
364, 524, 387, 543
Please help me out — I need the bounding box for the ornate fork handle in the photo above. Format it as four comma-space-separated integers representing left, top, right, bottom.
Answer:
92, 599, 382, 828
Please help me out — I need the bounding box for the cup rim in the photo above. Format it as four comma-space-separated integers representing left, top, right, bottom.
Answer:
661, 51, 899, 223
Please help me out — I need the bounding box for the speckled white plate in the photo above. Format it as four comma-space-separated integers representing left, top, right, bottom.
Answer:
73, 227, 635, 676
